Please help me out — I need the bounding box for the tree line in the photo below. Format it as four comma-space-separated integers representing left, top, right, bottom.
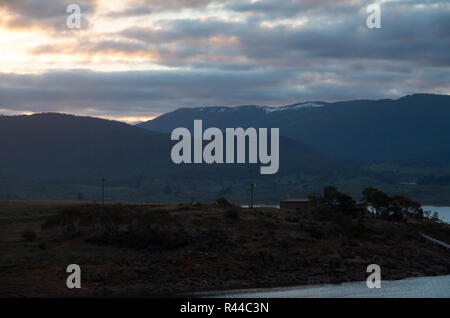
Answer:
308, 186, 440, 222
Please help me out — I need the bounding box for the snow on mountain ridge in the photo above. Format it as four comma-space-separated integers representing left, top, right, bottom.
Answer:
191, 102, 325, 113
262, 102, 325, 113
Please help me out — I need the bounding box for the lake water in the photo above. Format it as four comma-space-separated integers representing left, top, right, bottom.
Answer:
204, 275, 450, 298
217, 206, 450, 298
422, 206, 450, 224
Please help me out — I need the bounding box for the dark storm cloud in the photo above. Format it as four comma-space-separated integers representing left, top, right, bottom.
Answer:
0, 69, 297, 113
226, 0, 360, 18
116, 3, 450, 68
0, 62, 448, 116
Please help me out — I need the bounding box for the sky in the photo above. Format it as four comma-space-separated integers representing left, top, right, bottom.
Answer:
0, 0, 449, 123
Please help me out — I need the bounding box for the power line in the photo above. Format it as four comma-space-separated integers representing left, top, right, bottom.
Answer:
250, 168, 254, 209
101, 177, 105, 205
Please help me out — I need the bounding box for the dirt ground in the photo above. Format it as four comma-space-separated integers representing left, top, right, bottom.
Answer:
0, 200, 449, 297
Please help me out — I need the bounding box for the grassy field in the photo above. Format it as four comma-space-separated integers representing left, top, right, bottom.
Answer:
0, 200, 449, 297
3, 169, 450, 206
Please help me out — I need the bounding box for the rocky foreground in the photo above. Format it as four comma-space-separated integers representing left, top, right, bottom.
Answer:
0, 200, 449, 297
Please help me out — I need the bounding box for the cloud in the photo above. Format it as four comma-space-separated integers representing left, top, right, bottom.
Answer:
139, 0, 223, 10
106, 6, 152, 18
226, 0, 361, 19
113, 3, 450, 68
0, 0, 98, 30
0, 0, 449, 118
102, 0, 226, 17
0, 64, 448, 118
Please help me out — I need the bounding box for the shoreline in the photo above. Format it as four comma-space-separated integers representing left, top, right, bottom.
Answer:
192, 274, 450, 298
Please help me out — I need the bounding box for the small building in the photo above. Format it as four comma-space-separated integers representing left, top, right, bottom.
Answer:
280, 199, 314, 210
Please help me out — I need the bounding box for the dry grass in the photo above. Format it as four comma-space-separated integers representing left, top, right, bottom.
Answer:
0, 200, 449, 297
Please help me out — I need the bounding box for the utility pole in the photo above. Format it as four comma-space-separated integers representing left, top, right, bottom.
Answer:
250, 168, 254, 209
101, 177, 105, 205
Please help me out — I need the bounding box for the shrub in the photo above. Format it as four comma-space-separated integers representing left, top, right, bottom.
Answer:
42, 205, 135, 237
348, 220, 369, 238
22, 229, 37, 242
88, 225, 190, 250
431, 212, 440, 222
216, 197, 231, 207
305, 225, 324, 239
225, 207, 240, 220
177, 203, 193, 211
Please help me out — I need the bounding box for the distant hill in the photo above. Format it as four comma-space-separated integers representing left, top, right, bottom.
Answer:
2, 96, 450, 204
0, 112, 341, 178
138, 94, 450, 163
0, 113, 348, 202
0, 113, 170, 180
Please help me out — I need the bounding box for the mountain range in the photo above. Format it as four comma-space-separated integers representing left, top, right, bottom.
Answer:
138, 94, 450, 163
0, 93, 449, 203
0, 112, 340, 179
0, 112, 343, 202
